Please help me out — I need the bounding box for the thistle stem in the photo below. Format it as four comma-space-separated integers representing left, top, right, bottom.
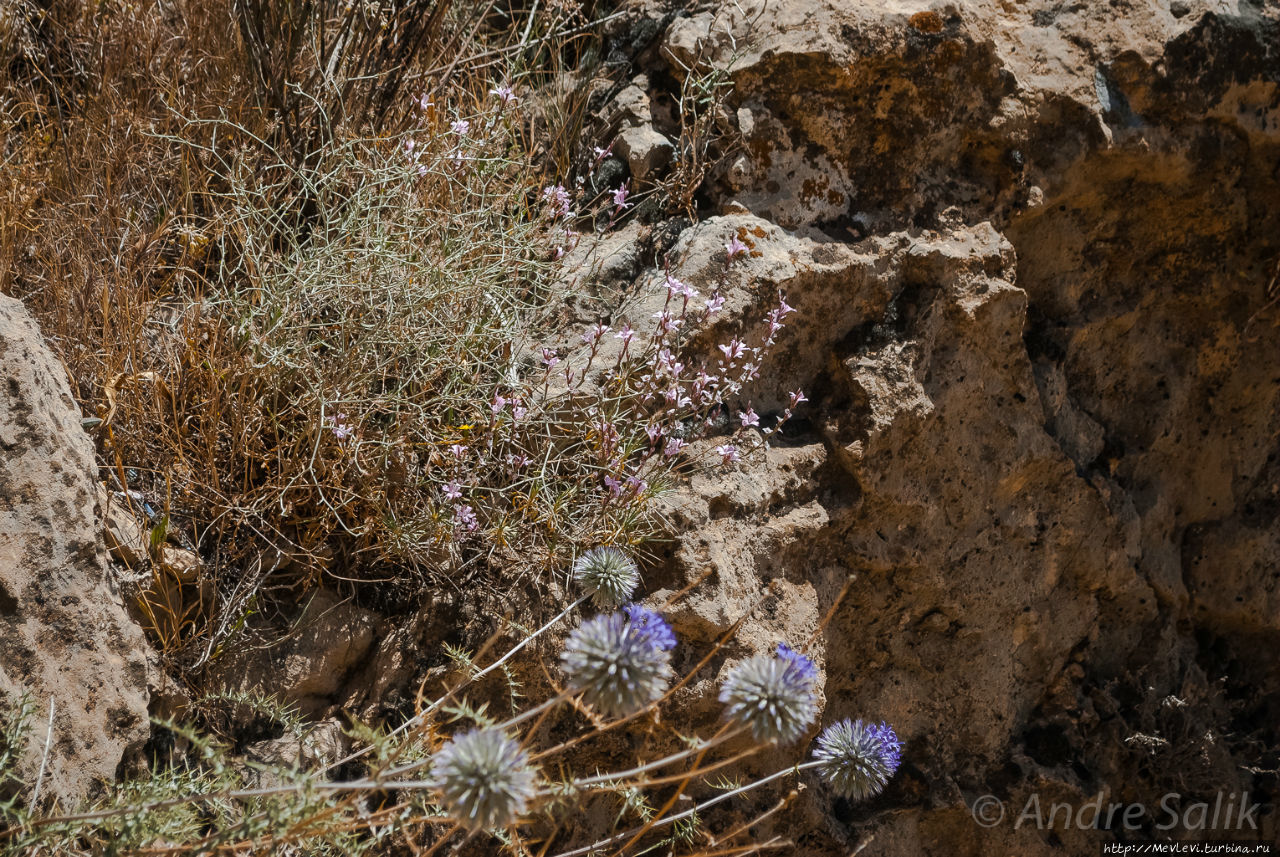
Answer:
548, 761, 824, 857
567, 726, 746, 790
327, 594, 587, 773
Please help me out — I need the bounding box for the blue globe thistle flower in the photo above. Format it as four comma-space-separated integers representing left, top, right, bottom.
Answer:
623, 603, 677, 651
573, 546, 641, 608
813, 719, 902, 801
430, 728, 539, 830
561, 608, 675, 717
718, 643, 819, 744
775, 642, 818, 682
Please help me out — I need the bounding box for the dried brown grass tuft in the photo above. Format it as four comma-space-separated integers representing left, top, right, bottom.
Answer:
1, 0, 616, 671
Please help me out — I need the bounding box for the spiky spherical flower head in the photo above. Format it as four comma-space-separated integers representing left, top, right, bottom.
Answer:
430, 728, 539, 830
573, 546, 641, 609
561, 608, 675, 717
813, 719, 902, 801
718, 643, 819, 744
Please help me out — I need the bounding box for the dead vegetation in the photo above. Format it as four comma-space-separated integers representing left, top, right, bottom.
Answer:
1, 0, 628, 672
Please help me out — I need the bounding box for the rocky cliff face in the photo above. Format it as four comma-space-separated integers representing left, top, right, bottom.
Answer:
566, 0, 1280, 851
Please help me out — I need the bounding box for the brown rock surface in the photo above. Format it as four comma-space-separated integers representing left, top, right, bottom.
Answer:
0, 294, 151, 809
581, 0, 1280, 852
204, 589, 382, 717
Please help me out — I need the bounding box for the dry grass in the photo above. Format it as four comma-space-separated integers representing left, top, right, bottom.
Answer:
0, 0, 624, 672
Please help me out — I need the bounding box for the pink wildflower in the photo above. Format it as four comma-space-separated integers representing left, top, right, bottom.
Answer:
766, 309, 784, 340
489, 84, 517, 105
666, 274, 696, 300
604, 475, 624, 498
612, 183, 631, 209
453, 504, 478, 532
657, 349, 682, 375
652, 310, 682, 334
583, 322, 610, 344
718, 339, 746, 362
327, 413, 352, 440
542, 185, 572, 219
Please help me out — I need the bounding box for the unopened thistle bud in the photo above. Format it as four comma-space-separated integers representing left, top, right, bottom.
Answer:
573, 546, 641, 609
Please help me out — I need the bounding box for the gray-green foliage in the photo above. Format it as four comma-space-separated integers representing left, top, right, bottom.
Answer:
0, 693, 36, 836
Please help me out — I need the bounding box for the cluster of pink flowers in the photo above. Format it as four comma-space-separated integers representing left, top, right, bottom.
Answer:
602, 472, 646, 500
453, 503, 478, 532
541, 184, 581, 260
400, 81, 521, 182
419, 381, 542, 540
397, 153, 807, 551
517, 221, 808, 503
542, 185, 572, 219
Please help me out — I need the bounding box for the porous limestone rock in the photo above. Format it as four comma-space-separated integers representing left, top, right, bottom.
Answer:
0, 294, 150, 808
205, 589, 381, 717
583, 0, 1280, 851
615, 124, 675, 182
